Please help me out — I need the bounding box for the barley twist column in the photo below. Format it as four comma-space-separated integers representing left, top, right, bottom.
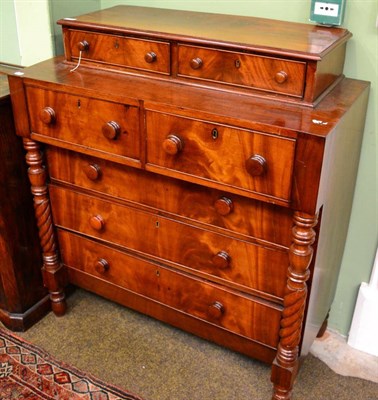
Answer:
271, 211, 318, 400
23, 138, 67, 316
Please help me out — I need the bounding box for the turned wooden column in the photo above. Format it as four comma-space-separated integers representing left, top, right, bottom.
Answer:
23, 138, 67, 316
271, 211, 318, 400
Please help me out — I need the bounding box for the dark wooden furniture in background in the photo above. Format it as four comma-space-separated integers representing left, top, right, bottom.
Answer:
0, 66, 49, 331
8, 7, 370, 399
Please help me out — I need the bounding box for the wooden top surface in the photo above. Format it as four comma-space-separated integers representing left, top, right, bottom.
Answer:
16, 57, 369, 138
58, 5, 351, 59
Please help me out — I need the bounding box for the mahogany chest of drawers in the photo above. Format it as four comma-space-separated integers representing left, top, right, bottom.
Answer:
8, 6, 369, 399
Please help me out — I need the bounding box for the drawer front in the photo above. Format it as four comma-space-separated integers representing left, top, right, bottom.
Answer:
47, 147, 293, 247
146, 111, 296, 202
68, 30, 170, 74
26, 87, 140, 162
178, 45, 306, 97
58, 229, 282, 348
50, 186, 289, 300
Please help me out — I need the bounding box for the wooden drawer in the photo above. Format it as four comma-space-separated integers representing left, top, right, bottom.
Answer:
50, 186, 289, 300
26, 87, 140, 164
178, 45, 306, 97
58, 229, 282, 348
146, 111, 296, 202
47, 147, 293, 247
67, 30, 170, 75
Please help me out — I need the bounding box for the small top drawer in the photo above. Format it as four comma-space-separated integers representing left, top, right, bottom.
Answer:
146, 111, 296, 203
26, 87, 140, 164
178, 45, 306, 97
66, 29, 171, 75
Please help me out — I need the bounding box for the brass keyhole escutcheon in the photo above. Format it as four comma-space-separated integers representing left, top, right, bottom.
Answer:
235, 59, 241, 68
114, 40, 120, 49
212, 128, 219, 140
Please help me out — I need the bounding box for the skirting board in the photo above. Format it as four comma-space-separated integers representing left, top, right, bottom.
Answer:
348, 248, 378, 356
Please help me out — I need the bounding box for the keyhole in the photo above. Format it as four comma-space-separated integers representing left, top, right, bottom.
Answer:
235, 60, 241, 68
114, 40, 119, 49
77, 99, 81, 108
155, 221, 160, 228
212, 128, 219, 140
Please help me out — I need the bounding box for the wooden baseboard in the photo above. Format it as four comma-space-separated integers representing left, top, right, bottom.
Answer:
0, 295, 51, 332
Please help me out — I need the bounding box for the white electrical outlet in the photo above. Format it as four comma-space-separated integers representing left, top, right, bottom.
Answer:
314, 2, 339, 17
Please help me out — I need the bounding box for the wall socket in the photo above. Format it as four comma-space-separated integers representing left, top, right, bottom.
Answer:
310, 0, 346, 26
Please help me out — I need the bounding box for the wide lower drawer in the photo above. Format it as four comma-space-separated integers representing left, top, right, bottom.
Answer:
67, 29, 171, 75
26, 87, 140, 164
146, 111, 296, 202
50, 185, 289, 300
47, 147, 293, 247
58, 229, 282, 348
178, 44, 306, 97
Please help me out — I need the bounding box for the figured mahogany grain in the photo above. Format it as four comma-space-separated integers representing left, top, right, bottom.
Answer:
146, 110, 296, 202
67, 264, 277, 363
58, 6, 350, 58
58, 6, 351, 104
26, 87, 140, 163
19, 58, 368, 141
46, 147, 293, 247
68, 29, 171, 74
58, 229, 282, 348
50, 185, 289, 300
178, 44, 306, 97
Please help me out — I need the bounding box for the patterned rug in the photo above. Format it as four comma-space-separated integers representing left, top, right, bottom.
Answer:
0, 327, 144, 400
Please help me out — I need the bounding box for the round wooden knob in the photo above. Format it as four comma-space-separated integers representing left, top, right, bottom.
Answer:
212, 251, 231, 269
245, 154, 267, 176
208, 301, 225, 319
214, 197, 234, 216
83, 163, 101, 181
40, 107, 56, 125
89, 215, 105, 231
275, 71, 288, 84
190, 57, 203, 70
78, 40, 89, 52
102, 121, 120, 140
95, 258, 109, 274
162, 134, 184, 155
145, 51, 157, 63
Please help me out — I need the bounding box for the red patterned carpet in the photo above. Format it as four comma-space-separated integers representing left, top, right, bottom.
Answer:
0, 328, 144, 400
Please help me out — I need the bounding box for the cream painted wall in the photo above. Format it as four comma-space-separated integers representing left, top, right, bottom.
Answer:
13, 0, 54, 65
0, 0, 21, 64
98, 0, 377, 336
0, 0, 100, 66
49, 0, 101, 56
